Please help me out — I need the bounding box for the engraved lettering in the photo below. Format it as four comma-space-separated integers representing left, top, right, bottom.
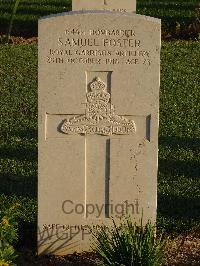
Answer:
47, 57, 64, 64
58, 38, 101, 47
126, 58, 139, 65
89, 29, 135, 37
143, 59, 151, 66
75, 49, 112, 56
106, 58, 119, 65
65, 28, 86, 36
103, 39, 141, 48
48, 28, 151, 66
58, 37, 63, 46
66, 57, 101, 64
50, 49, 72, 56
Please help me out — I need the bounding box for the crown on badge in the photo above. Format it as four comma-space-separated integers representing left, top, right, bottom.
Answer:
87, 77, 110, 103
90, 77, 106, 92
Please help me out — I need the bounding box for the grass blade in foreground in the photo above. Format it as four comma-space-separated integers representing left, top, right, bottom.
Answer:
91, 218, 165, 266
6, 0, 21, 43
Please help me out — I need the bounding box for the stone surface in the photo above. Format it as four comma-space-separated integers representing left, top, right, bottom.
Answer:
38, 11, 161, 255
73, 0, 136, 13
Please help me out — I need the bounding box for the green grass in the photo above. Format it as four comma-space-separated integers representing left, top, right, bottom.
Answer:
0, 44, 37, 198
0, 0, 199, 38
0, 41, 199, 234
158, 41, 200, 232
0, 44, 37, 251
0, 0, 71, 36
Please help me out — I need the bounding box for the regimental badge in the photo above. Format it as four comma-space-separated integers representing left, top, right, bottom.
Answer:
60, 77, 136, 136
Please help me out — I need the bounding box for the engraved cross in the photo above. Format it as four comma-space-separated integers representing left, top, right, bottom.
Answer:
59, 76, 136, 218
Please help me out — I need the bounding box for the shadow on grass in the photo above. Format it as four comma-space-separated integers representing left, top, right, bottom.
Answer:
16, 221, 37, 252
158, 193, 200, 221
138, 2, 198, 9
18, 0, 71, 8
0, 5, 70, 16
0, 173, 37, 198
160, 136, 200, 150
159, 136, 200, 179
0, 128, 37, 198
0, 146, 37, 161
159, 159, 200, 179
158, 136, 200, 231
157, 192, 200, 232
0, 18, 37, 37
12, 128, 38, 140
0, 128, 37, 161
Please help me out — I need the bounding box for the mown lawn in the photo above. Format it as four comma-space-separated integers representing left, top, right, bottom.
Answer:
158, 41, 200, 232
0, 0, 199, 38
0, 44, 37, 198
0, 41, 199, 235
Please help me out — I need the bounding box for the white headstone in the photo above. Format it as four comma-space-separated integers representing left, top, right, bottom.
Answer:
38, 7, 161, 255
73, 0, 136, 13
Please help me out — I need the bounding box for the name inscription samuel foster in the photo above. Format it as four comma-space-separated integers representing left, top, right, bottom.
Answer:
46, 27, 151, 66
